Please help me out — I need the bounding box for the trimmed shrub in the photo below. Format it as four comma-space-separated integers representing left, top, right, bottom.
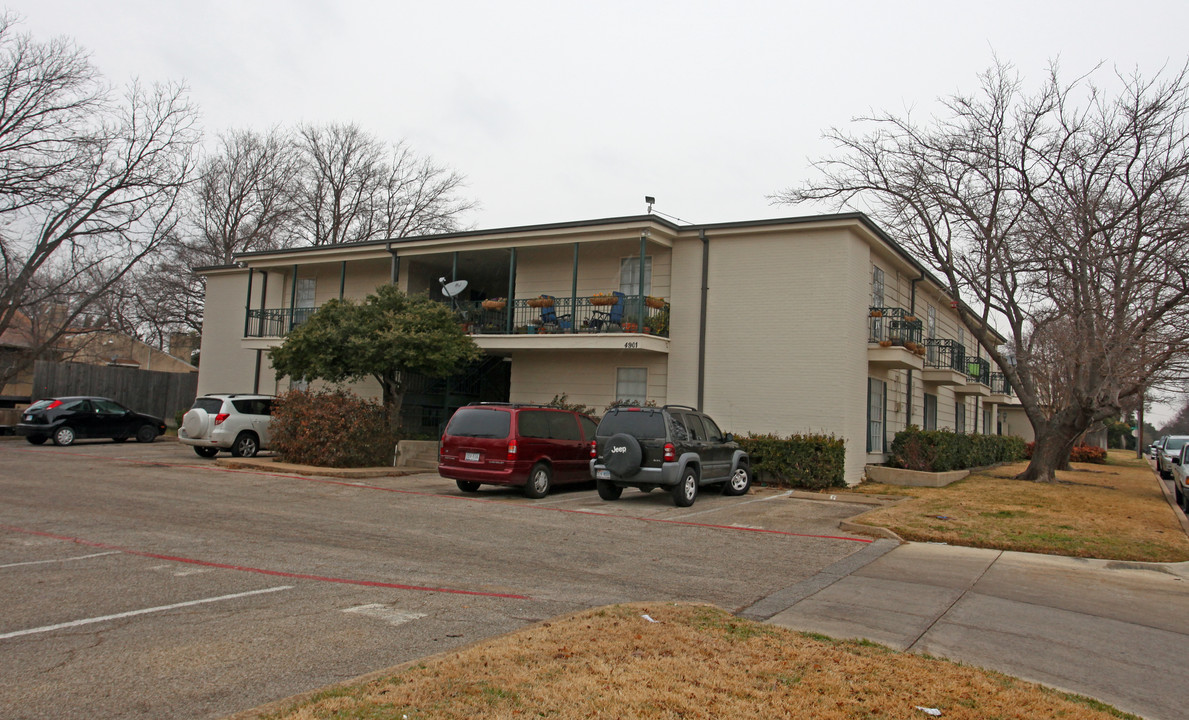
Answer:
1024, 441, 1108, 465
270, 389, 397, 468
735, 432, 846, 489
890, 426, 1026, 472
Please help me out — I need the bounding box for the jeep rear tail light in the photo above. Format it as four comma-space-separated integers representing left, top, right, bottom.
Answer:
663, 443, 676, 462
214, 413, 230, 425
590, 440, 597, 458
507, 439, 518, 462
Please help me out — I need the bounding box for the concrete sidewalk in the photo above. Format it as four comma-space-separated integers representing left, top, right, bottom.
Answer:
750, 541, 1189, 720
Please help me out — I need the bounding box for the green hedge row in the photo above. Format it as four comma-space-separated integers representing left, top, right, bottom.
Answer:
889, 426, 1027, 472
271, 389, 397, 468
735, 432, 846, 489
1024, 442, 1108, 464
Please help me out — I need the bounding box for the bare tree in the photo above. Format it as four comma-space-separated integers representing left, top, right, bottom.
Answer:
128, 127, 300, 341
294, 122, 475, 246
774, 60, 1189, 481
0, 16, 201, 389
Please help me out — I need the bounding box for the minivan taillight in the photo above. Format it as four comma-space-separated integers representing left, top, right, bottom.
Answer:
214, 413, 230, 425
663, 443, 676, 462
590, 440, 597, 458
507, 439, 518, 461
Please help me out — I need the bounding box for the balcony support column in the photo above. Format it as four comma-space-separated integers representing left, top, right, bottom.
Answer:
243, 268, 254, 337
288, 264, 298, 332
505, 248, 517, 334
339, 261, 346, 300
570, 243, 579, 334
389, 253, 400, 286
638, 233, 646, 333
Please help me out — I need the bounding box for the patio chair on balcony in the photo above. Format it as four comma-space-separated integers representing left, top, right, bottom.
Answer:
588, 291, 625, 330
539, 296, 572, 330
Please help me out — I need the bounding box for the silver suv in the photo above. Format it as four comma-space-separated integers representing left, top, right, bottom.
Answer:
179, 394, 273, 458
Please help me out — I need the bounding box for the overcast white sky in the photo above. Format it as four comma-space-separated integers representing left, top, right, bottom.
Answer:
11, 0, 1188, 424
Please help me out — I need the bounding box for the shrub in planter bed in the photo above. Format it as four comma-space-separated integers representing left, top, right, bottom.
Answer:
270, 389, 397, 467
735, 432, 846, 489
1023, 441, 1107, 465
890, 426, 1026, 472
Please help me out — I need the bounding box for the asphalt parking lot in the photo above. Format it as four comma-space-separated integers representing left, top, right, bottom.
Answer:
0, 438, 874, 719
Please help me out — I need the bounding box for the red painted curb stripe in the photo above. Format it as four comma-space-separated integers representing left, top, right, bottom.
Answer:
8, 447, 873, 543
0, 524, 530, 600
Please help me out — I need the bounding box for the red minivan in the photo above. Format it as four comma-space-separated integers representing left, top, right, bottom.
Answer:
438, 403, 599, 498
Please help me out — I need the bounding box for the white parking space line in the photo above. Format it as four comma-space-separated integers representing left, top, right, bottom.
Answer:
0, 586, 293, 640
678, 491, 794, 519
0, 551, 121, 569
342, 604, 426, 626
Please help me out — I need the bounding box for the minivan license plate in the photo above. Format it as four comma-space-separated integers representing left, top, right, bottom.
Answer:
465, 452, 480, 462
596, 469, 611, 479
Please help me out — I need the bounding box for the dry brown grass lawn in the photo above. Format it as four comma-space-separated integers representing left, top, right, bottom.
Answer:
851, 450, 1189, 562
261, 603, 1135, 720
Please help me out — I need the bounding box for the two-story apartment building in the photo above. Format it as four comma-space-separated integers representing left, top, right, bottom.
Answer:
195, 212, 1012, 485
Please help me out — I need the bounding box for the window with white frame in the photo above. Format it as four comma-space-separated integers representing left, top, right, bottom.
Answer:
984, 407, 993, 435
616, 367, 647, 405
955, 400, 966, 434
871, 266, 885, 307
619, 257, 652, 296
867, 378, 886, 452
295, 277, 316, 308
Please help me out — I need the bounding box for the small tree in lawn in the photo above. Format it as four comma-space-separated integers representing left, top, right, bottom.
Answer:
269, 285, 482, 432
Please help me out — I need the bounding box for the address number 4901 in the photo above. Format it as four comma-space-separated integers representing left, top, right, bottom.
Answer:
623, 341, 638, 349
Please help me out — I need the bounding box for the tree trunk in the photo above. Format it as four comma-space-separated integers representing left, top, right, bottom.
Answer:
379, 375, 403, 436
1016, 425, 1080, 482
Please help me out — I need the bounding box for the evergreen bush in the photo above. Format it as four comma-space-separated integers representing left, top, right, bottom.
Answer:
735, 432, 846, 489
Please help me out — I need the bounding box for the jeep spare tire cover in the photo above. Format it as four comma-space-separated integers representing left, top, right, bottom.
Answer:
604, 433, 643, 476
181, 409, 209, 437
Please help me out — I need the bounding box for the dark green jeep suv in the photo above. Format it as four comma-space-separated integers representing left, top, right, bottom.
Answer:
589, 405, 751, 507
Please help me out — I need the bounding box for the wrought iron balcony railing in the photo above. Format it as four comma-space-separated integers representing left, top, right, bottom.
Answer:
965, 356, 991, 385
924, 338, 966, 371
868, 306, 923, 348
989, 371, 1014, 396
453, 294, 670, 338
245, 307, 317, 337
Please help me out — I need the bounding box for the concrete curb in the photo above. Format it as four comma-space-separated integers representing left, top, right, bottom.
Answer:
837, 519, 905, 542
214, 457, 423, 479
1153, 465, 1189, 537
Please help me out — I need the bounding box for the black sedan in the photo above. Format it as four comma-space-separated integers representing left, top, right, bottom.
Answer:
16, 396, 166, 446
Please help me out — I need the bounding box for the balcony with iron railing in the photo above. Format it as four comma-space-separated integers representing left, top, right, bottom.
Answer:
868, 307, 925, 370
989, 371, 1014, 398
454, 294, 669, 337
965, 357, 991, 386
245, 307, 317, 338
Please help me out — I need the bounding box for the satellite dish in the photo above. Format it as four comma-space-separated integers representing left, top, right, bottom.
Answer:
438, 276, 470, 316
440, 279, 468, 298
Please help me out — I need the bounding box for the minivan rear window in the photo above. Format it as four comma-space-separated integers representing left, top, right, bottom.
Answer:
446, 408, 511, 438
597, 410, 665, 439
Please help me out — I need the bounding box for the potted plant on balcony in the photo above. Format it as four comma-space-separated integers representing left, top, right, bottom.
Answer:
590, 293, 618, 306
644, 295, 666, 309
526, 295, 554, 308
870, 309, 883, 317
481, 297, 506, 310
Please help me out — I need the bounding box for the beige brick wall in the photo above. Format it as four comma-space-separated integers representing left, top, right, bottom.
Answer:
196, 272, 259, 396
508, 350, 668, 412
664, 227, 871, 485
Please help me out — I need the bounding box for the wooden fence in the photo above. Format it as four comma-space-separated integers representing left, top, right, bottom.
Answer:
31, 361, 199, 426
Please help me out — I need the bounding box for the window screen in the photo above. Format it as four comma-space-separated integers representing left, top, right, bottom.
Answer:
616, 367, 647, 405
619, 257, 652, 296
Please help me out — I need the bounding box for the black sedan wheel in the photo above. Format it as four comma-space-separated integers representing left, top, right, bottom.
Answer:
135, 424, 158, 443
193, 446, 219, 458
25, 435, 47, 445
52, 426, 76, 446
